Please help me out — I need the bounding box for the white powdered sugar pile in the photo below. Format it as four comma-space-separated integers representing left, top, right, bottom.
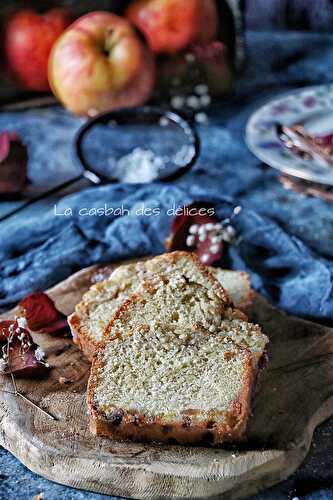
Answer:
109, 147, 166, 183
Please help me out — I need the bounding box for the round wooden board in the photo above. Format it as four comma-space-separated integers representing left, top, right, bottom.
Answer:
0, 260, 333, 500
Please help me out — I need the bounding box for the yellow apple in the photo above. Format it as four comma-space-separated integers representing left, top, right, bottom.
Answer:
48, 12, 155, 116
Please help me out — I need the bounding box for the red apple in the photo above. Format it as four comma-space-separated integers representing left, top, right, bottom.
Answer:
4, 9, 71, 91
126, 0, 218, 54
48, 12, 155, 116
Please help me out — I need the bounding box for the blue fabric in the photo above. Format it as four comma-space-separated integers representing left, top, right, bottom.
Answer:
246, 0, 333, 32
1, 30, 333, 324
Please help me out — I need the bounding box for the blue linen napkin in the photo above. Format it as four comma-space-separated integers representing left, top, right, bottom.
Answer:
0, 30, 333, 323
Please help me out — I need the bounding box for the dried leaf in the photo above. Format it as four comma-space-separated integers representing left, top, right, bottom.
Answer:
0, 132, 16, 162
4, 338, 48, 378
18, 292, 68, 334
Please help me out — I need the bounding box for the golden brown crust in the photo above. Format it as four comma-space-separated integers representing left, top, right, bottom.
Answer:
102, 292, 145, 339
67, 312, 97, 362
239, 271, 254, 311
253, 348, 269, 396
87, 343, 257, 446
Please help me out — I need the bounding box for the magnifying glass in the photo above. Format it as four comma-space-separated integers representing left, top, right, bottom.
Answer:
0, 106, 200, 222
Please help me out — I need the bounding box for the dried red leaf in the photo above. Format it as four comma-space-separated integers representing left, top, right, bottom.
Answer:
0, 320, 48, 378
165, 201, 224, 265
166, 201, 216, 248
4, 338, 48, 378
0, 131, 28, 196
39, 317, 68, 334
18, 292, 68, 334
0, 131, 17, 162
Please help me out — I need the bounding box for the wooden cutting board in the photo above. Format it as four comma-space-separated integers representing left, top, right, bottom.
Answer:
0, 259, 333, 500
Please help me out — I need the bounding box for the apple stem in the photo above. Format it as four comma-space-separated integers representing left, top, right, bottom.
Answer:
104, 30, 117, 54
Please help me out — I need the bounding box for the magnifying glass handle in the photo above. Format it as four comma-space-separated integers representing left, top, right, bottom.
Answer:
0, 171, 103, 223
83, 170, 104, 185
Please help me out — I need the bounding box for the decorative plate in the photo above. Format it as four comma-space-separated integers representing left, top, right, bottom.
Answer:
246, 84, 333, 186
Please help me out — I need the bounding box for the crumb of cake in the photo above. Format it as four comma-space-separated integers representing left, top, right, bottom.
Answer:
58, 376, 70, 384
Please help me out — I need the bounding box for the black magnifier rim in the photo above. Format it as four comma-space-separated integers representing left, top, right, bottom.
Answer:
74, 105, 200, 183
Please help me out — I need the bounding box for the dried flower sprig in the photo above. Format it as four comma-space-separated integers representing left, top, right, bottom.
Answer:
166, 202, 243, 265
0, 320, 56, 420
0, 320, 49, 377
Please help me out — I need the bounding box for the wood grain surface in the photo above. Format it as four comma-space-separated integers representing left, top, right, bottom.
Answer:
0, 260, 332, 500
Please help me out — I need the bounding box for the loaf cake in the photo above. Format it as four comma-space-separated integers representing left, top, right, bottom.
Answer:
87, 270, 268, 445
68, 253, 252, 360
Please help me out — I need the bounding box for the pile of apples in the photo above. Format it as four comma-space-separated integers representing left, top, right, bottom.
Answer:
4, 0, 228, 117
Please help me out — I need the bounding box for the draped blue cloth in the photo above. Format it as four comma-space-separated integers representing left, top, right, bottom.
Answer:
0, 30, 333, 324
246, 0, 333, 32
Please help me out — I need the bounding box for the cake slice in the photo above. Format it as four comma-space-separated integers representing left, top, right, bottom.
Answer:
87, 278, 268, 445
211, 269, 253, 312
68, 252, 252, 360
68, 261, 147, 360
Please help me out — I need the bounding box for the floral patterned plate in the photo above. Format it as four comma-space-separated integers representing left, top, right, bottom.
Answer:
246, 84, 333, 186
